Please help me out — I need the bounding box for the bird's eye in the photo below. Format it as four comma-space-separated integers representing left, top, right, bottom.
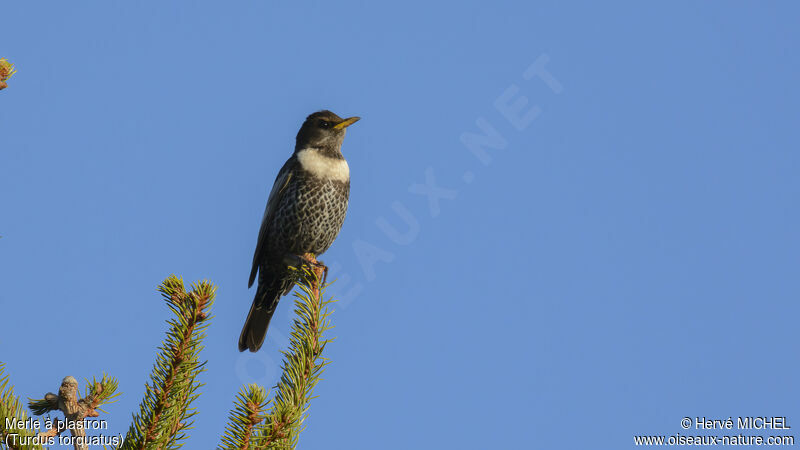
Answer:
319, 121, 330, 128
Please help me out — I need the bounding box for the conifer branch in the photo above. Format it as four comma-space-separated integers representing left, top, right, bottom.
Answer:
0, 58, 16, 91
218, 384, 267, 450
26, 375, 119, 450
0, 363, 40, 450
82, 374, 121, 416
3, 270, 334, 449
253, 266, 335, 449
28, 374, 119, 419
121, 276, 215, 450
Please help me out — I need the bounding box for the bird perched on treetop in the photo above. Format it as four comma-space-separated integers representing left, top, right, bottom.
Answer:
239, 110, 359, 352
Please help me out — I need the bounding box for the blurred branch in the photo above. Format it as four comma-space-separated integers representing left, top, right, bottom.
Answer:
0, 363, 40, 450
27, 375, 119, 450
0, 58, 16, 91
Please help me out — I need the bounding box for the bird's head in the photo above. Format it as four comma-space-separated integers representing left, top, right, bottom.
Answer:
295, 110, 360, 152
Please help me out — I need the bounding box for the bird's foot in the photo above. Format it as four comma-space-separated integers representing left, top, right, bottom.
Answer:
299, 253, 328, 298
300, 253, 328, 283
282, 253, 328, 296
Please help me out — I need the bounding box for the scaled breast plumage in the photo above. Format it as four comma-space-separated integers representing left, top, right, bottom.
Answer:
267, 149, 350, 257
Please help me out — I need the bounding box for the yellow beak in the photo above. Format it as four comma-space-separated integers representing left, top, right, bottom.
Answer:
334, 116, 361, 129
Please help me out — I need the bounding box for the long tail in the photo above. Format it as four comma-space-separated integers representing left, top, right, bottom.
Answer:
238, 276, 286, 352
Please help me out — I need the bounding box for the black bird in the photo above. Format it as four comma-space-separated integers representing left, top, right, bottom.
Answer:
239, 110, 359, 352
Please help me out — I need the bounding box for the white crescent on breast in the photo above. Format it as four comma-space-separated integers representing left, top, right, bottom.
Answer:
296, 148, 350, 182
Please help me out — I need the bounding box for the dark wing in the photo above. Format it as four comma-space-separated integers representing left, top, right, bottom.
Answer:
249, 156, 295, 287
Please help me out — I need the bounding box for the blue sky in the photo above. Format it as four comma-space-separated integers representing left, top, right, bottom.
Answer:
1, 2, 799, 449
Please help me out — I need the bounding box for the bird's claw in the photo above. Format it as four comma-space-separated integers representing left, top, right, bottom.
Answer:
282, 253, 329, 290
